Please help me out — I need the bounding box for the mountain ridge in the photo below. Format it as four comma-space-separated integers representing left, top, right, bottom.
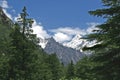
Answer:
44, 37, 85, 65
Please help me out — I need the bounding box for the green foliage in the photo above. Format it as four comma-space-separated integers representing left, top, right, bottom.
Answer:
0, 53, 9, 79
47, 54, 63, 80
59, 77, 82, 80
2, 1, 120, 79
0, 6, 66, 80
0, 10, 13, 79
66, 61, 75, 79
83, 0, 120, 80
6, 7, 41, 79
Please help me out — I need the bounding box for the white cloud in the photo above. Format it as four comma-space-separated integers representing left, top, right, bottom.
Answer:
49, 22, 100, 43
0, 0, 8, 8
53, 32, 72, 43
50, 27, 86, 36
32, 20, 50, 39
13, 11, 50, 40
50, 27, 85, 43
0, 0, 100, 44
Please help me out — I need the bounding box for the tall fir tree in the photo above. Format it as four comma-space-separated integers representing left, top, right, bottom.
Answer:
7, 7, 41, 80
46, 54, 62, 80
66, 60, 75, 79
75, 56, 97, 80
0, 8, 13, 79
83, 0, 120, 79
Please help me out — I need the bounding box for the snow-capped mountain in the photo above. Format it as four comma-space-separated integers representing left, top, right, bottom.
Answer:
38, 34, 96, 52
63, 34, 87, 52
63, 34, 96, 52
38, 34, 96, 65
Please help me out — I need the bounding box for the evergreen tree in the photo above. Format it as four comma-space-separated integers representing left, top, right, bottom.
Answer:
46, 54, 62, 80
7, 7, 40, 80
0, 35, 10, 79
66, 60, 75, 79
0, 6, 65, 80
0, 8, 12, 79
75, 57, 97, 80
83, 0, 120, 79
33, 52, 53, 80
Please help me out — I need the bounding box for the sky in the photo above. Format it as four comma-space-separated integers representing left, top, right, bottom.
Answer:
0, 0, 105, 43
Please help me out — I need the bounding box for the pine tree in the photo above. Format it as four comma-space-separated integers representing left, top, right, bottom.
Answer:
0, 8, 13, 79
7, 7, 40, 80
46, 54, 62, 80
75, 57, 97, 80
83, 0, 120, 79
66, 60, 75, 79
0, 34, 10, 79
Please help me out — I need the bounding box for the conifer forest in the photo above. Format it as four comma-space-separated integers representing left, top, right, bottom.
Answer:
0, 0, 120, 80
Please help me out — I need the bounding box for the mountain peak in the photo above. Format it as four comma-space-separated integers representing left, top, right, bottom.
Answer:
48, 37, 55, 42
75, 34, 82, 38
63, 34, 86, 51
44, 36, 84, 65
71, 34, 82, 41
63, 34, 97, 53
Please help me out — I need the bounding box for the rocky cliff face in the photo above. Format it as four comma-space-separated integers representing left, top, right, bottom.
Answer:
44, 37, 85, 65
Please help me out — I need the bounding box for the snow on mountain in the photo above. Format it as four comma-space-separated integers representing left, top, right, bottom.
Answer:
63, 34, 86, 51
63, 34, 96, 52
38, 34, 96, 52
38, 34, 96, 65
